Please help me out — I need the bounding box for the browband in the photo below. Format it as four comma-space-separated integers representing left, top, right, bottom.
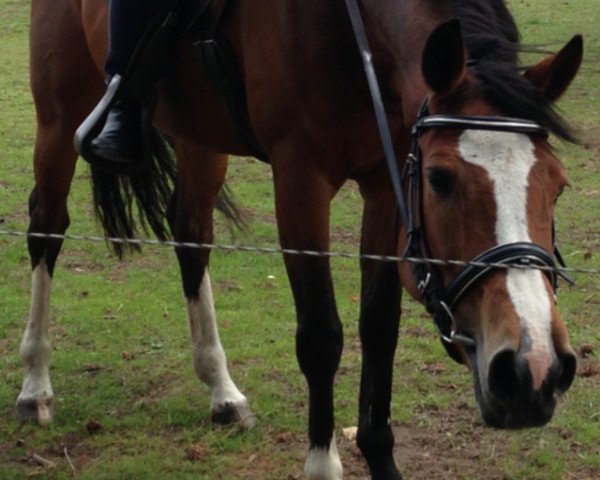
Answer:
413, 115, 550, 139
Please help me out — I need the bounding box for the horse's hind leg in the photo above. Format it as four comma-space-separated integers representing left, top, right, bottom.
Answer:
356, 176, 402, 479
167, 144, 254, 428
19, 0, 104, 423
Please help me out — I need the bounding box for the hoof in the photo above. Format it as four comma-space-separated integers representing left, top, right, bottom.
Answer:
211, 401, 257, 430
17, 400, 53, 426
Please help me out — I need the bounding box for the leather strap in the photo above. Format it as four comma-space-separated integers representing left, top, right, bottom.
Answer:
414, 115, 549, 138
344, 0, 409, 230
443, 242, 557, 311
194, 37, 268, 160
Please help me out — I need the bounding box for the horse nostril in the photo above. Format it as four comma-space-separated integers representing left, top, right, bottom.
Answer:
557, 351, 577, 393
488, 349, 521, 399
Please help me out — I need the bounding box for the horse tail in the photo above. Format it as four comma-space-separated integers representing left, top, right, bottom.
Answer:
89, 128, 243, 256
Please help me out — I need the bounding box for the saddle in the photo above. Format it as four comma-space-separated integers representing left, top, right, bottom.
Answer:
74, 0, 266, 176
191, 0, 267, 161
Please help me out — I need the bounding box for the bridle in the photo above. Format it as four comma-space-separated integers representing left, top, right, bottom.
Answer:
404, 102, 563, 361
344, 0, 569, 362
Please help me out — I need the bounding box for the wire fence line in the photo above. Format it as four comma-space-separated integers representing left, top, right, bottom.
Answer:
1, 229, 599, 276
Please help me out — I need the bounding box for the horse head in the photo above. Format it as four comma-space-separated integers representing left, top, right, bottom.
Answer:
399, 20, 583, 429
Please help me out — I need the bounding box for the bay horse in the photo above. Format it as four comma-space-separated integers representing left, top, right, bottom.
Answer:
23, 0, 582, 478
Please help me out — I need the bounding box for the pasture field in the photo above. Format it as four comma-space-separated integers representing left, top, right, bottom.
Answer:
0, 0, 599, 479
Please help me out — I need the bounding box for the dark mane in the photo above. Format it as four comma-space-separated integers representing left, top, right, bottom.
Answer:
451, 0, 576, 142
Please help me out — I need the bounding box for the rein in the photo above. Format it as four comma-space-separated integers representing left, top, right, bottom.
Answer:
344, 0, 566, 358
344, 0, 409, 229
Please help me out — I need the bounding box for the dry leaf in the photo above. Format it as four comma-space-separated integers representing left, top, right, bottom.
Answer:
186, 443, 207, 461
86, 420, 102, 434
342, 426, 358, 442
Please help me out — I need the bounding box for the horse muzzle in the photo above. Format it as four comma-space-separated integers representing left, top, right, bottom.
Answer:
469, 346, 577, 429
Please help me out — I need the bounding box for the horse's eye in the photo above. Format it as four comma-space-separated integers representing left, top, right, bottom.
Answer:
427, 168, 455, 196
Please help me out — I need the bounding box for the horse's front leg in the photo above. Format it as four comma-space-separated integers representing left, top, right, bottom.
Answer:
167, 144, 254, 428
273, 161, 345, 479
356, 178, 402, 479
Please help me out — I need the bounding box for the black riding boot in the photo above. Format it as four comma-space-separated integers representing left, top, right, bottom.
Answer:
74, 0, 196, 174
91, 100, 142, 164
89, 0, 165, 166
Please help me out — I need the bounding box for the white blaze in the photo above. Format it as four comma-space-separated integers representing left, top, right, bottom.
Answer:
458, 131, 553, 365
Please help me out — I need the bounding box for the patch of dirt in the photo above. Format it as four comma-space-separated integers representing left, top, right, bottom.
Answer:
229, 399, 600, 480
576, 343, 599, 378
578, 344, 594, 359
391, 406, 508, 480
185, 442, 208, 462
1, 431, 97, 478
577, 361, 599, 378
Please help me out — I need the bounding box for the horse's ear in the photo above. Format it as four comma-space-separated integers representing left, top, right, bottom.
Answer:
523, 35, 583, 102
422, 19, 467, 96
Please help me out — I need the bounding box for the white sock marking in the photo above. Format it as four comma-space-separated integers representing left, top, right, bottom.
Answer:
186, 271, 247, 411
304, 435, 343, 480
18, 261, 54, 405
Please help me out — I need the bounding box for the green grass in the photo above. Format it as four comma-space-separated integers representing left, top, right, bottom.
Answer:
1, 0, 599, 479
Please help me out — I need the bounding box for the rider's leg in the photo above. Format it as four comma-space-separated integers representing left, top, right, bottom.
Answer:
104, 0, 164, 78
90, 0, 168, 165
